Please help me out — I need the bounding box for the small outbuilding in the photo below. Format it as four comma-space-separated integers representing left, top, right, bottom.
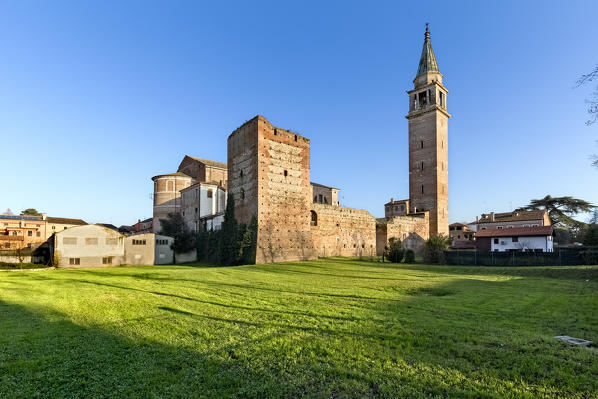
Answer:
52, 225, 174, 267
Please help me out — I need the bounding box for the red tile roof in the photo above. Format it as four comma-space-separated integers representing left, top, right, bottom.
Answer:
475, 226, 553, 238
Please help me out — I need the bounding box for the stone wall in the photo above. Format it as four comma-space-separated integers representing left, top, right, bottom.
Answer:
310, 204, 377, 258
376, 212, 429, 255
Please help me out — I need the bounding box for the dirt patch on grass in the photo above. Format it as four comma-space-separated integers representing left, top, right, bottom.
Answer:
407, 287, 456, 297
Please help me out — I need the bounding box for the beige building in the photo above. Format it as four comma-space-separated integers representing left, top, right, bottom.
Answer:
124, 233, 174, 265
469, 210, 551, 231
53, 225, 174, 267
0, 213, 87, 249
45, 216, 87, 239
311, 182, 340, 206
53, 224, 125, 267
0, 214, 47, 250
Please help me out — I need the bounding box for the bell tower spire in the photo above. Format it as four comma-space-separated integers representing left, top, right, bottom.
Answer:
406, 25, 450, 236
417, 24, 439, 76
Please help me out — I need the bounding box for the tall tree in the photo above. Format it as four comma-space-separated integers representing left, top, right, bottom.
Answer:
159, 213, 195, 254
516, 195, 595, 228
218, 194, 240, 265
21, 208, 40, 216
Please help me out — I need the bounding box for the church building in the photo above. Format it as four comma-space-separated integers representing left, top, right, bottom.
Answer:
150, 27, 449, 263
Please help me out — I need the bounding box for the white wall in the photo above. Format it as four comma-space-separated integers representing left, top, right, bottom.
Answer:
490, 235, 553, 252
55, 225, 125, 267
155, 234, 174, 264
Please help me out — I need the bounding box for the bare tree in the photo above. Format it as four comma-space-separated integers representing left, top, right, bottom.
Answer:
576, 65, 598, 126
576, 66, 598, 167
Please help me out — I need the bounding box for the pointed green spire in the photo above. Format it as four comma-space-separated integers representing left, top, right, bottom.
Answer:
416, 24, 439, 76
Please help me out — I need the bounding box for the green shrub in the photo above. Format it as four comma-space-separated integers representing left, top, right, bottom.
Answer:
580, 250, 598, 265
387, 237, 404, 263
404, 249, 416, 263
422, 234, 451, 264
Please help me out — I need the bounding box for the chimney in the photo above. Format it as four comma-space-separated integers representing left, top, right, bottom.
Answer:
490, 212, 495, 222
390, 198, 394, 203
476, 215, 479, 222
42, 213, 47, 220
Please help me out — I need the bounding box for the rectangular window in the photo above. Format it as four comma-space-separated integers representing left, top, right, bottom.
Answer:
421, 185, 424, 195
63, 237, 77, 245
133, 239, 146, 245
207, 189, 213, 198
421, 162, 424, 171
69, 258, 80, 265
85, 238, 98, 245
420, 140, 424, 149
493, 238, 499, 244
102, 257, 112, 265
28, 231, 32, 236
106, 238, 118, 245
439, 91, 444, 106
512, 237, 519, 242
36, 231, 41, 237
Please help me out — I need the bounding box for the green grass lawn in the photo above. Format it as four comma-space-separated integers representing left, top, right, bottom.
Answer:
1, 259, 597, 398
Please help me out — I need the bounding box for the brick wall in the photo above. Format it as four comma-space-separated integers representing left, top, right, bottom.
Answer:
228, 116, 316, 263
310, 204, 377, 258
376, 212, 429, 255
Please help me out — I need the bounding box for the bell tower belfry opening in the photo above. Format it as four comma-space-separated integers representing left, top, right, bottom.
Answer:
406, 25, 450, 236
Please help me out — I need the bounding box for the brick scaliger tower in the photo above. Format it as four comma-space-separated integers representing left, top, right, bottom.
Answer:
406, 26, 450, 236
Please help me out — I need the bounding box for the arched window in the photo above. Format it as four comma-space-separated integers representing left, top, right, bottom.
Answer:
240, 188, 245, 200
310, 210, 317, 226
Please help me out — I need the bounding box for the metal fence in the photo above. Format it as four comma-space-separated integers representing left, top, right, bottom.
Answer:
444, 249, 587, 266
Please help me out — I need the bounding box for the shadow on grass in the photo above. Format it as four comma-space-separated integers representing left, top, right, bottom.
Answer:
0, 301, 306, 398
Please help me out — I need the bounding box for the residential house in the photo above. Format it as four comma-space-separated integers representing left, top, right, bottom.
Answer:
45, 217, 87, 238
475, 226, 554, 252
469, 210, 550, 232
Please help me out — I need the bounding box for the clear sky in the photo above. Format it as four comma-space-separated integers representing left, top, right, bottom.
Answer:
1, 1, 597, 226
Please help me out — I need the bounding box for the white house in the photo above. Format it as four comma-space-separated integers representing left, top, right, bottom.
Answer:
475, 226, 554, 252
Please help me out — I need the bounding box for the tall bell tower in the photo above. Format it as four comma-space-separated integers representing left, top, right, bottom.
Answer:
406, 25, 450, 236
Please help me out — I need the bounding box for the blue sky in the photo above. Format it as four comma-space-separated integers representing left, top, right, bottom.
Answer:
1, 1, 597, 226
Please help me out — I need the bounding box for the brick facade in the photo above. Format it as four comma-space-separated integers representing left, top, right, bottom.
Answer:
310, 204, 377, 258
228, 116, 316, 263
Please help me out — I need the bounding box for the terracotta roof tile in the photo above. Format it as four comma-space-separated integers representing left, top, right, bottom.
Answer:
475, 226, 553, 238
